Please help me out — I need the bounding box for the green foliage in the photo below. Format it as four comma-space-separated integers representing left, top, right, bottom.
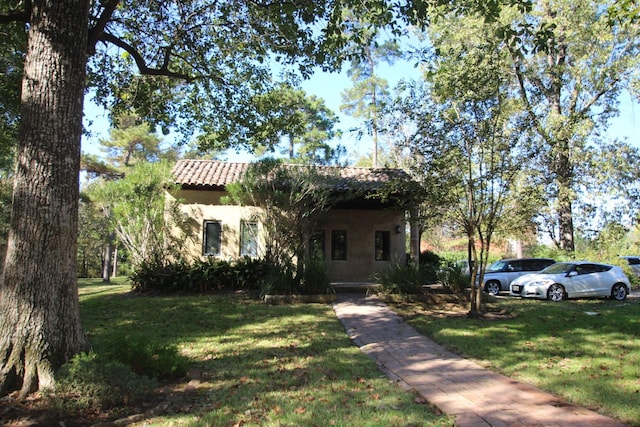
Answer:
77, 195, 113, 278
374, 251, 447, 295
129, 259, 192, 293
526, 244, 573, 262
300, 256, 332, 294
259, 259, 299, 297
573, 221, 640, 288
46, 352, 156, 415
100, 114, 179, 169
257, 256, 331, 296
436, 260, 470, 296
129, 255, 331, 296
418, 249, 442, 283
226, 159, 343, 279
89, 160, 190, 268
129, 257, 270, 293
103, 336, 189, 380
250, 82, 342, 164
374, 264, 424, 295
0, 177, 13, 245
81, 1, 415, 149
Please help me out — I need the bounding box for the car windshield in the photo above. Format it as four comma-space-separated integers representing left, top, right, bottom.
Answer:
540, 263, 574, 274
486, 261, 508, 272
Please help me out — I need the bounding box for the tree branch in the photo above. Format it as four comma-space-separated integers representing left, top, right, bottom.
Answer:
87, 0, 119, 53
98, 32, 193, 81
97, 32, 225, 84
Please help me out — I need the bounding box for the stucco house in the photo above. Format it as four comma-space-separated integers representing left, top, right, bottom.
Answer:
169, 159, 414, 283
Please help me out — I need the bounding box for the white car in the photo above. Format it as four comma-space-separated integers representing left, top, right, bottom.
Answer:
509, 261, 631, 302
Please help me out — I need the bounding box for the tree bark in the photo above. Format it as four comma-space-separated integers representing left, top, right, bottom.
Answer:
112, 246, 119, 277
409, 208, 420, 266
553, 139, 575, 252
557, 183, 575, 252
0, 0, 90, 398
102, 233, 114, 282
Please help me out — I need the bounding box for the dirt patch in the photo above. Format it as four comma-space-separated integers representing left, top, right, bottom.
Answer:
0, 380, 188, 427
380, 286, 517, 321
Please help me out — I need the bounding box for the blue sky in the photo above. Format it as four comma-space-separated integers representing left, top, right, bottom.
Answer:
82, 66, 640, 164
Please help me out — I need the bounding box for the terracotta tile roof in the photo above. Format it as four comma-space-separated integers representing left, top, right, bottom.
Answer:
171, 159, 409, 191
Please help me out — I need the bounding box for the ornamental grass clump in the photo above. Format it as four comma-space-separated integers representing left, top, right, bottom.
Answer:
375, 263, 424, 295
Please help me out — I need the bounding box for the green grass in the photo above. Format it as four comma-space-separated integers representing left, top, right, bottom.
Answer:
78, 278, 452, 426
390, 296, 640, 426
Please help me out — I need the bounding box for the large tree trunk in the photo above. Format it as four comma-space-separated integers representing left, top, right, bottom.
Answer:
0, 0, 90, 398
467, 229, 482, 318
102, 233, 115, 282
553, 139, 575, 252
557, 179, 575, 252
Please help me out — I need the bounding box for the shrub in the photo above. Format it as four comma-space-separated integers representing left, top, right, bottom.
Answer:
129, 259, 191, 293
129, 257, 271, 293
103, 336, 190, 380
192, 257, 235, 290
259, 260, 299, 296
418, 250, 442, 285
231, 256, 270, 289
300, 257, 331, 294
437, 261, 471, 295
46, 352, 156, 415
375, 263, 424, 295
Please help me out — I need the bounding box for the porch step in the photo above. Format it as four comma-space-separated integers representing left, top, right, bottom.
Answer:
330, 282, 381, 294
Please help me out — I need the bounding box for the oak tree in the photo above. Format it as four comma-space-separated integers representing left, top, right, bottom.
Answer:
494, 0, 639, 251
0, 0, 408, 398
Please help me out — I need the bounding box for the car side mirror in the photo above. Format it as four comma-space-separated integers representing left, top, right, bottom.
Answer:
567, 271, 577, 277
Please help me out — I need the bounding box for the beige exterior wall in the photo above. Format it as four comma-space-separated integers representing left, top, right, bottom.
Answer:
315, 209, 406, 282
169, 189, 264, 260
169, 189, 406, 283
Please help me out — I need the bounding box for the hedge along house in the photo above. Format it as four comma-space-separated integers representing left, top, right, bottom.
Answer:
169, 159, 416, 283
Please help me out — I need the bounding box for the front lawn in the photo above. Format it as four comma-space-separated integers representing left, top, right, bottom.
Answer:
78, 278, 452, 426
389, 295, 640, 426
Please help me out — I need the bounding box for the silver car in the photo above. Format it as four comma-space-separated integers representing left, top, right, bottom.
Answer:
509, 261, 631, 302
620, 256, 640, 277
480, 258, 555, 295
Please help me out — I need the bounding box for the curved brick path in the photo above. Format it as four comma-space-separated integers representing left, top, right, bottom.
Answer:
333, 294, 627, 427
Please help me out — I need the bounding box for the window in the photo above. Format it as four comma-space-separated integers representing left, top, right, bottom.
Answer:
375, 231, 390, 261
240, 221, 259, 257
310, 230, 325, 259
507, 261, 524, 272
331, 230, 347, 260
204, 221, 222, 256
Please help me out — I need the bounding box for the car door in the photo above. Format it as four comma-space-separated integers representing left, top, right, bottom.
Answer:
503, 260, 525, 286
566, 264, 604, 297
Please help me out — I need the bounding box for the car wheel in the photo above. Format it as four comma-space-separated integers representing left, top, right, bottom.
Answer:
547, 284, 565, 302
485, 281, 501, 295
611, 283, 628, 301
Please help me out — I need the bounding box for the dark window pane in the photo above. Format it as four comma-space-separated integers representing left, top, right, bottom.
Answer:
375, 231, 390, 261
331, 230, 347, 260
204, 221, 221, 255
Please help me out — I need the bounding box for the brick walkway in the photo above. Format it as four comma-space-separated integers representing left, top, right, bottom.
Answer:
333, 294, 627, 427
